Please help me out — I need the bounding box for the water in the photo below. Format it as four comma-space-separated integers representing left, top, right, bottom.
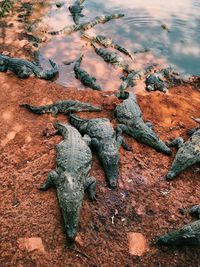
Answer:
33, 0, 200, 90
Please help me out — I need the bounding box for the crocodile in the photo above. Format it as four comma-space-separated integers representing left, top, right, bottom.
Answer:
49, 13, 124, 35
144, 67, 182, 93
119, 65, 157, 97
69, 0, 85, 25
166, 117, 200, 180
20, 99, 101, 117
81, 32, 133, 60
69, 114, 131, 188
114, 92, 172, 155
145, 71, 168, 93
40, 122, 96, 245
91, 43, 132, 73
0, 54, 58, 79
72, 55, 102, 90
157, 205, 200, 246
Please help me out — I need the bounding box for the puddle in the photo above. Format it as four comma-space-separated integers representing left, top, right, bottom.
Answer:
29, 1, 200, 90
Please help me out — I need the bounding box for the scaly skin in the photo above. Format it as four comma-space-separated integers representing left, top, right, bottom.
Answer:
20, 99, 101, 117
0, 54, 58, 80
91, 43, 132, 73
69, 114, 131, 188
69, 0, 85, 25
81, 32, 133, 60
157, 205, 200, 246
49, 13, 124, 35
40, 123, 96, 245
115, 92, 172, 155
166, 118, 200, 180
73, 55, 102, 90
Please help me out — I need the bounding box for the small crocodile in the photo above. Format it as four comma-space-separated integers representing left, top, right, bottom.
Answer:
49, 13, 124, 35
157, 205, 200, 246
115, 92, 172, 155
0, 54, 58, 80
119, 65, 157, 97
145, 72, 168, 93
81, 32, 133, 60
40, 122, 96, 245
20, 99, 101, 117
69, 0, 85, 25
166, 117, 200, 180
72, 55, 102, 90
69, 114, 131, 188
91, 43, 132, 73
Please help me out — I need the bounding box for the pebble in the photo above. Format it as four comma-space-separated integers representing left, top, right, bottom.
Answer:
127, 232, 149, 256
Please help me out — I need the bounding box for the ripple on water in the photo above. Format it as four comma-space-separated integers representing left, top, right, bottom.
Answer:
31, 0, 200, 90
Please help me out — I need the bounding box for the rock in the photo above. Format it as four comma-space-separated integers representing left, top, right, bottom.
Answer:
18, 237, 45, 253
127, 232, 149, 256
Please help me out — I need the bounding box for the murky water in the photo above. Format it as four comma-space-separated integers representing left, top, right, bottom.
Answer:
34, 0, 200, 90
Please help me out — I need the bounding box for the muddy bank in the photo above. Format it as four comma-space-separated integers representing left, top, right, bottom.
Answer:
0, 73, 200, 266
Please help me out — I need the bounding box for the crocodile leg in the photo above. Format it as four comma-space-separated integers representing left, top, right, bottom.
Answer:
189, 205, 200, 219
187, 126, 200, 136
18, 68, 31, 79
84, 176, 96, 200
116, 125, 132, 151
82, 134, 91, 146
0, 65, 7, 71
167, 137, 184, 149
39, 170, 58, 190
145, 121, 153, 129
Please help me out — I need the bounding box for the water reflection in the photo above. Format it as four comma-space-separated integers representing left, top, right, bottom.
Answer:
36, 0, 200, 90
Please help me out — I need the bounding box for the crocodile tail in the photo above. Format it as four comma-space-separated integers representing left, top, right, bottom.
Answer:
69, 114, 88, 130
74, 54, 84, 68
19, 103, 52, 114
48, 24, 81, 35
114, 44, 134, 61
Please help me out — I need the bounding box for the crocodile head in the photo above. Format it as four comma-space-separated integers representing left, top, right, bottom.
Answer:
59, 183, 84, 245
62, 198, 83, 245
100, 148, 119, 188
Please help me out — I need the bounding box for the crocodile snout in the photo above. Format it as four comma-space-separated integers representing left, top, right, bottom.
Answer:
109, 180, 117, 188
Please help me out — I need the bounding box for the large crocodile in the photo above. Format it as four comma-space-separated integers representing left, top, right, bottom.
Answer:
114, 92, 172, 155
166, 117, 200, 180
72, 55, 102, 90
49, 13, 124, 35
40, 122, 96, 245
69, 114, 131, 188
20, 99, 101, 117
81, 32, 133, 60
69, 0, 85, 25
157, 205, 200, 246
0, 54, 58, 79
91, 43, 132, 73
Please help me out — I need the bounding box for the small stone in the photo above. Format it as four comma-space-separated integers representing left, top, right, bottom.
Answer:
2, 51, 10, 56
127, 232, 149, 256
12, 198, 20, 207
18, 237, 45, 253
75, 234, 84, 246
